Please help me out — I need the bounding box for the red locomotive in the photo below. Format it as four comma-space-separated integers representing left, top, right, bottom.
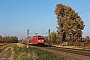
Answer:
22, 36, 44, 45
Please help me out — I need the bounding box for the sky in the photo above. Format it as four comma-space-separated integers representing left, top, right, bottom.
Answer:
0, 0, 90, 39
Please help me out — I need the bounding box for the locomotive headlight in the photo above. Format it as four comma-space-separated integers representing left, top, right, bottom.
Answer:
38, 40, 40, 42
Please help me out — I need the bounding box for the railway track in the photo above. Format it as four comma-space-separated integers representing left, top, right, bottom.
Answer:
23, 44, 90, 60
25, 43, 90, 57
43, 46, 90, 57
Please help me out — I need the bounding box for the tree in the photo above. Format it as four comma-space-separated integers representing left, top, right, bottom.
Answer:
13, 36, 18, 43
3, 36, 9, 43
86, 36, 90, 41
0, 35, 3, 43
9, 36, 18, 43
50, 31, 56, 44
3, 36, 18, 43
54, 4, 85, 42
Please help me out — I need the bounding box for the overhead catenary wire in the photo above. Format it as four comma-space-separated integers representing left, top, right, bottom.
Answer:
40, 1, 90, 35
76, 1, 90, 10
39, 1, 90, 35
80, 11, 90, 22
34, 1, 90, 35
79, 8, 90, 14
30, 30, 36, 34
83, 19, 90, 22
75, 1, 90, 18
41, 22, 57, 30
75, 1, 90, 22
38, 22, 57, 31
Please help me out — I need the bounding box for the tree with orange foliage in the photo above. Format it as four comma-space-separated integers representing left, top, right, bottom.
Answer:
54, 4, 85, 43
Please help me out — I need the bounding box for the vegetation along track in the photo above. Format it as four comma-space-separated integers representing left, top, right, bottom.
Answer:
42, 46, 90, 57
0, 43, 8, 47
25, 44, 90, 57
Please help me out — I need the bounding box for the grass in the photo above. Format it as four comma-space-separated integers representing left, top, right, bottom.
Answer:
71, 46, 90, 50
81, 47, 90, 50
12, 44, 68, 60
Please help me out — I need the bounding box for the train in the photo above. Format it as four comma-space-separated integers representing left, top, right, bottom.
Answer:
22, 36, 44, 46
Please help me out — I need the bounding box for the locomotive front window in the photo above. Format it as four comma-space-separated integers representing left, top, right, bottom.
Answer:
38, 36, 44, 40
38, 38, 43, 40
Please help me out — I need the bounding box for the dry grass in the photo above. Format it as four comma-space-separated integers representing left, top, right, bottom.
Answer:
16, 43, 26, 48
19, 52, 31, 57
13, 44, 66, 60
31, 51, 37, 60
53, 45, 83, 49
53, 44, 90, 50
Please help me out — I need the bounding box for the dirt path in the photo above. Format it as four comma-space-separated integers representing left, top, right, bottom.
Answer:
0, 47, 13, 60
0, 50, 12, 60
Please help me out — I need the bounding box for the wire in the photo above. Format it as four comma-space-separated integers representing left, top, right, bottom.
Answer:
34, 1, 90, 35
76, 1, 90, 17
30, 30, 36, 34
79, 8, 90, 14
84, 19, 90, 21
38, 23, 57, 35
37, 1, 90, 35
41, 22, 57, 30
39, 22, 57, 31
76, 1, 90, 10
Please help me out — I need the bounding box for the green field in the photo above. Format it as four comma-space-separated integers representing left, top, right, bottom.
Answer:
12, 44, 68, 60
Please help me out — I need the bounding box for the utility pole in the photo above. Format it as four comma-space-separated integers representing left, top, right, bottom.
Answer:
27, 29, 30, 48
27, 29, 30, 38
48, 29, 50, 46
